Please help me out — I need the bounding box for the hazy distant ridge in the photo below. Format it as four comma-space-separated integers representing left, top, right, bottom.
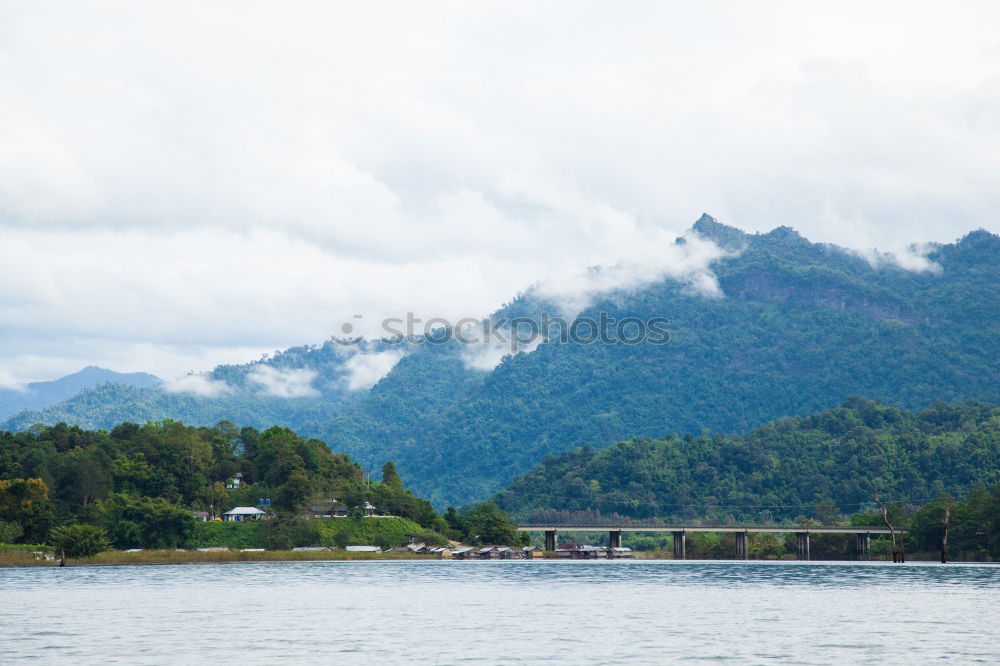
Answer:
0, 366, 161, 421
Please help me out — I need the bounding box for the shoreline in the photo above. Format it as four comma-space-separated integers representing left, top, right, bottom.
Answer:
0, 549, 432, 567
3, 549, 994, 568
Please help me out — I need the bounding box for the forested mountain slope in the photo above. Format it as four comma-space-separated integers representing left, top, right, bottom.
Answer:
5, 218, 999, 508
0, 366, 161, 421
1, 344, 369, 433
493, 398, 1000, 524
368, 221, 1000, 505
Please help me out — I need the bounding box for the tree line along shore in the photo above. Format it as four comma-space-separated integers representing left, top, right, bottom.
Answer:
3, 402, 1000, 564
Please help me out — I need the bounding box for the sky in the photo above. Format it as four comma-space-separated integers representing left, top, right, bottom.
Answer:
1, 1, 998, 386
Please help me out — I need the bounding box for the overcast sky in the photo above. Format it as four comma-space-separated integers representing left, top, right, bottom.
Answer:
1, 1, 998, 386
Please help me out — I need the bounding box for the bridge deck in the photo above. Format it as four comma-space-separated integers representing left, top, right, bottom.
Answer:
518, 525, 899, 534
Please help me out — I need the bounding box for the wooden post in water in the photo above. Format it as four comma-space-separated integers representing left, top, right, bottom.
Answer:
940, 504, 953, 564
875, 488, 900, 563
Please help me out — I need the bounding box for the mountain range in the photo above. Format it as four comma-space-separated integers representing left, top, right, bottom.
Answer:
0, 366, 161, 421
3, 216, 998, 508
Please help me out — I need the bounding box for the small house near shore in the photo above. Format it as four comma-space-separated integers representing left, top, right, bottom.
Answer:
556, 544, 605, 559
223, 506, 266, 522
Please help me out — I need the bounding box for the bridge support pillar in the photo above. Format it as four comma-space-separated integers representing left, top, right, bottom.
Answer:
855, 533, 870, 560
544, 530, 558, 552
672, 531, 686, 560
609, 531, 622, 549
795, 532, 811, 561
735, 531, 749, 560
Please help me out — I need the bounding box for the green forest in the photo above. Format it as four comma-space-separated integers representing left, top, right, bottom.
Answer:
494, 398, 1000, 558
0, 420, 520, 555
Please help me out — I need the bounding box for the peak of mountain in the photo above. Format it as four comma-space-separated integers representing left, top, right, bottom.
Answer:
690, 213, 748, 251
40, 366, 162, 392
939, 228, 1000, 263
689, 215, 820, 256
758, 225, 807, 243
0, 366, 162, 421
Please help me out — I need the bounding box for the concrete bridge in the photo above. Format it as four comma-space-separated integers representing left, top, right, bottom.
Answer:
517, 525, 903, 560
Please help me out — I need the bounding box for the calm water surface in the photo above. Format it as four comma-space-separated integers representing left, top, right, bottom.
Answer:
1, 560, 997, 664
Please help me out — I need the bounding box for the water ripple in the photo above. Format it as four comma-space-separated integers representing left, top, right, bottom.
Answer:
1, 560, 998, 664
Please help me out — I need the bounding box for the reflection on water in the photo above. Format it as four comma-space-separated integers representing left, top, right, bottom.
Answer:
2, 561, 998, 664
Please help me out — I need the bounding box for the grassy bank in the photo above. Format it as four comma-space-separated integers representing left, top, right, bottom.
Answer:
189, 516, 442, 550
0, 547, 435, 567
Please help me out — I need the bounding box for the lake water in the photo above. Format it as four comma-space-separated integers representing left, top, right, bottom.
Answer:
1, 560, 998, 664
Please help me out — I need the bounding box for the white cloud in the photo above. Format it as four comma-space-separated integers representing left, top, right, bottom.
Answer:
461, 343, 512, 373
463, 338, 546, 372
535, 231, 729, 316
247, 366, 320, 399
855, 243, 943, 275
883, 244, 944, 274
457, 320, 544, 371
340, 350, 406, 391
0, 368, 26, 392
0, 2, 998, 382
163, 373, 232, 398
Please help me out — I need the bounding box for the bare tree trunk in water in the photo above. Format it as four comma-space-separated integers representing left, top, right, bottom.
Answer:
941, 504, 953, 564
875, 488, 899, 563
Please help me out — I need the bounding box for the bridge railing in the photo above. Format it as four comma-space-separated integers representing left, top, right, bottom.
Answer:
517, 524, 902, 533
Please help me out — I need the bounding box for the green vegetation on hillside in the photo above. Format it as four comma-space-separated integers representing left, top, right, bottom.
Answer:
494, 398, 1000, 530
0, 366, 162, 421
187, 516, 443, 550
386, 225, 1000, 506
0, 420, 453, 551
906, 485, 1000, 559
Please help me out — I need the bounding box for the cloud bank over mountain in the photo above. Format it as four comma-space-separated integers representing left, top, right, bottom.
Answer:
1, 2, 998, 383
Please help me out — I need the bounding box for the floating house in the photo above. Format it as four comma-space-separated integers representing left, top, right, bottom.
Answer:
389, 542, 434, 554
556, 544, 605, 559
609, 547, 635, 558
